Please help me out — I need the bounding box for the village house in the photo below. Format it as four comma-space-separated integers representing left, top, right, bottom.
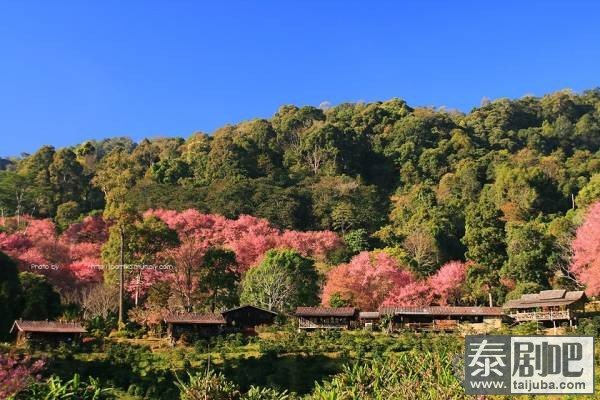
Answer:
379, 306, 503, 332
164, 313, 226, 342
295, 307, 358, 330
165, 305, 278, 341
221, 305, 277, 331
503, 289, 586, 327
11, 320, 87, 345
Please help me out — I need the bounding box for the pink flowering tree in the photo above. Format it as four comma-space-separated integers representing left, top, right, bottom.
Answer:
0, 354, 44, 399
382, 260, 470, 306
570, 202, 600, 295
428, 260, 469, 305
146, 209, 341, 270
322, 251, 415, 310
382, 280, 433, 306
0, 216, 107, 289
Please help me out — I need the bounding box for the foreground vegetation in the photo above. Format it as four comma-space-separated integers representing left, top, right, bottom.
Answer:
0, 331, 467, 399
3, 326, 600, 399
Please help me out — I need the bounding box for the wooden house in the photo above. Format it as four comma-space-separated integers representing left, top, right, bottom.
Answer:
221, 305, 277, 330
503, 290, 586, 326
379, 306, 503, 332
295, 307, 357, 330
11, 320, 86, 345
164, 313, 226, 342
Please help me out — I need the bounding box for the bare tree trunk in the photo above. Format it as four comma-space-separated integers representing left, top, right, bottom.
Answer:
118, 225, 125, 326
135, 271, 140, 307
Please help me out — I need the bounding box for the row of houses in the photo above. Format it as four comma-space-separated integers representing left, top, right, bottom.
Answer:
295, 290, 587, 331
9, 290, 588, 344
295, 306, 503, 332
10, 305, 278, 345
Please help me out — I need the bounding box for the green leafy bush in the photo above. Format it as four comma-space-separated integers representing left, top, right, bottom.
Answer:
15, 373, 115, 400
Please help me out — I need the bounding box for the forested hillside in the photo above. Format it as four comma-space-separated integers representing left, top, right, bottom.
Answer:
3, 88, 600, 310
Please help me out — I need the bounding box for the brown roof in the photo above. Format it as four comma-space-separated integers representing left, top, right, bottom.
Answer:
222, 305, 278, 316
503, 290, 586, 309
11, 320, 87, 334
295, 307, 357, 317
164, 313, 226, 324
379, 306, 503, 317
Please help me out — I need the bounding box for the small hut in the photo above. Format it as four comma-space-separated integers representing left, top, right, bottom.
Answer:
503, 290, 586, 326
221, 305, 277, 331
11, 320, 87, 345
164, 313, 226, 341
295, 307, 357, 330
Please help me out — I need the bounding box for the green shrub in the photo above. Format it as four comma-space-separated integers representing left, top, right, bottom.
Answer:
576, 317, 600, 337
15, 373, 115, 399
176, 370, 239, 400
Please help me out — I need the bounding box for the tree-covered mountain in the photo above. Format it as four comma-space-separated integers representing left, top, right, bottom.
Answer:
2, 88, 600, 304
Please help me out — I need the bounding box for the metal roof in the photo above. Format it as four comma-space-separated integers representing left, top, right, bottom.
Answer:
11, 320, 87, 334
295, 307, 357, 317
503, 290, 586, 309
379, 306, 503, 317
359, 311, 380, 319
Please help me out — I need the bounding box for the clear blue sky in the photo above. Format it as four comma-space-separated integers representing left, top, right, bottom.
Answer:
1, 1, 599, 157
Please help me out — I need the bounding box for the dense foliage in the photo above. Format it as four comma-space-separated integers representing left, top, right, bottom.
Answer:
3, 89, 600, 306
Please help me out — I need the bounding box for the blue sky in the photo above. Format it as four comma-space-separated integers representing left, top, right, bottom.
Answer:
1, 1, 599, 157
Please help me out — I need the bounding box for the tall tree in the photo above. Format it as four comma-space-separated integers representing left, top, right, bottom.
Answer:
93, 150, 137, 325
500, 221, 553, 287
197, 248, 239, 312
240, 249, 319, 312
463, 190, 507, 270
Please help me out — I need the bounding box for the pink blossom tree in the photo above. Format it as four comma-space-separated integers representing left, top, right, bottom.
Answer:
382, 280, 433, 306
322, 251, 415, 310
428, 260, 469, 305
382, 260, 470, 306
0, 354, 44, 399
146, 209, 341, 270
570, 202, 600, 295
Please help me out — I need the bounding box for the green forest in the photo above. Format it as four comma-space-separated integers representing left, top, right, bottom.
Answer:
3, 89, 600, 300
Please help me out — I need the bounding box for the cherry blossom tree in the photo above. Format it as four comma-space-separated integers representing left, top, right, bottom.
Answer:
428, 260, 469, 305
570, 202, 600, 295
382, 280, 433, 306
146, 209, 341, 270
0, 354, 44, 399
322, 251, 415, 310
0, 210, 342, 299
166, 238, 205, 311
382, 260, 469, 306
